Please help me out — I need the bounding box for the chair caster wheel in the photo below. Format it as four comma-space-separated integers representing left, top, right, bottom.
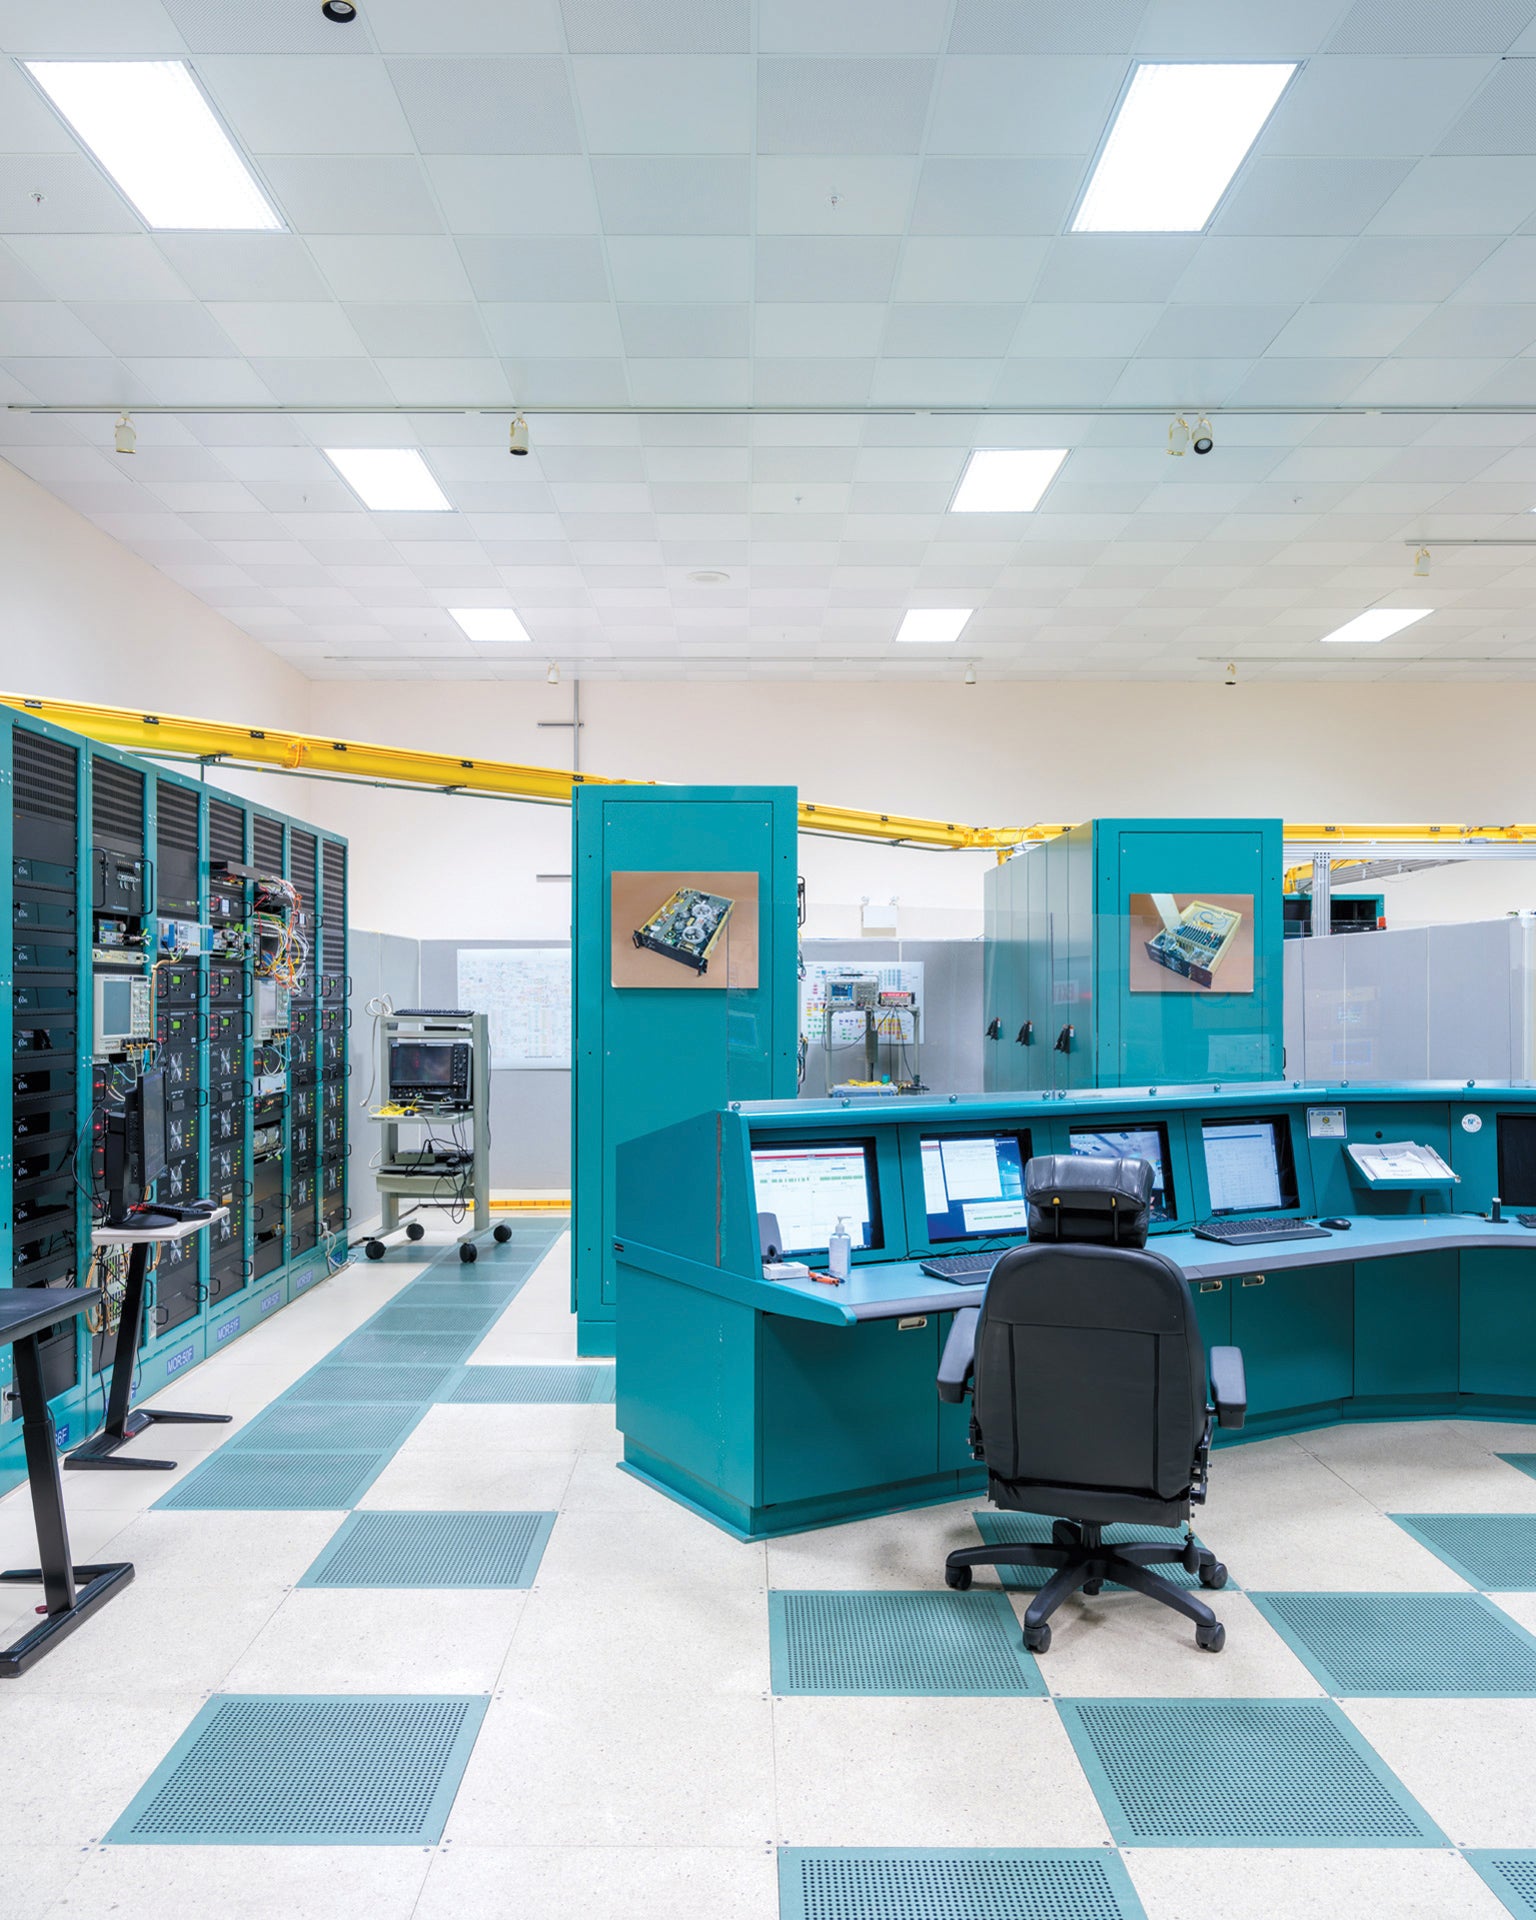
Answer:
1023, 1623, 1051, 1654
1198, 1561, 1228, 1590
1196, 1621, 1226, 1652
493, 1223, 513, 1243
944, 1564, 973, 1591
405, 1222, 425, 1242
364, 1239, 385, 1260
1051, 1520, 1081, 1548
1082, 1578, 1103, 1596
459, 1242, 478, 1264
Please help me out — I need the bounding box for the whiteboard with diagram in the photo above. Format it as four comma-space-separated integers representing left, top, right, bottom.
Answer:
456, 947, 572, 1070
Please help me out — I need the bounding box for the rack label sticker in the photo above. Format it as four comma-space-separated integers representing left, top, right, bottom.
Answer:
215, 1316, 241, 1344
258, 1290, 281, 1315
165, 1344, 195, 1376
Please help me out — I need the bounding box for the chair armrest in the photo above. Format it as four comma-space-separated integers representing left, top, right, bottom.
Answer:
937, 1307, 979, 1403
1210, 1345, 1247, 1430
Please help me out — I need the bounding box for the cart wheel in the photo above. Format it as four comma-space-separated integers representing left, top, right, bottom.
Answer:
493, 1222, 513, 1243
459, 1242, 479, 1264
405, 1222, 425, 1242
364, 1239, 385, 1260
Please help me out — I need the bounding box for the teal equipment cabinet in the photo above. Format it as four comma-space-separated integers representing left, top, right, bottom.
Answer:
983, 818, 1283, 1093
615, 1080, 1536, 1539
571, 786, 798, 1356
0, 705, 347, 1491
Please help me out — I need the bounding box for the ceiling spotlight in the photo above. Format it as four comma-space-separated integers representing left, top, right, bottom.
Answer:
688, 569, 730, 584
321, 2, 358, 21
1192, 415, 1215, 456
113, 411, 136, 455
509, 414, 529, 457
1167, 415, 1190, 457
1413, 545, 1431, 578
963, 664, 976, 686
1224, 660, 1237, 686
546, 662, 560, 685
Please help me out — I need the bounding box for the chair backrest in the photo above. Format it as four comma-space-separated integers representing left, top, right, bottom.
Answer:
973, 1155, 1206, 1500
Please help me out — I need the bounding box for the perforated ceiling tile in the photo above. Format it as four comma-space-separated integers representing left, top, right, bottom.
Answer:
561, 0, 750, 51
161, 0, 376, 52
106, 1695, 488, 1845
769, 1591, 1044, 1697
947, 0, 1149, 53
777, 1849, 1147, 1920
231, 1402, 422, 1453
1329, 0, 1534, 51
973, 1513, 1222, 1592
299, 1509, 557, 1588
283, 1364, 455, 1405
1394, 1512, 1536, 1590
386, 58, 580, 154
757, 59, 936, 155
1058, 1699, 1445, 1846
1253, 1592, 1536, 1697
332, 1329, 480, 1366
1465, 1852, 1536, 1917
153, 1450, 388, 1512
445, 1364, 615, 1404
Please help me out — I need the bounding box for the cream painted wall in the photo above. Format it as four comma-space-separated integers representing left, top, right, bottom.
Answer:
304, 676, 1536, 943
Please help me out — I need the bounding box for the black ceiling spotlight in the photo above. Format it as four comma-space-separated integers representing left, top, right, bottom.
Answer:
321, 2, 358, 21
1192, 414, 1215, 456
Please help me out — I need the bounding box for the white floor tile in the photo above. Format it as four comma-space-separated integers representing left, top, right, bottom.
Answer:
224, 1586, 526, 1693
1342, 1698, 1536, 1846
0, 1696, 208, 1847
561, 1452, 668, 1512
771, 1696, 1109, 1847
1298, 1421, 1536, 1514
87, 1509, 346, 1590
48, 1846, 433, 1920
358, 1449, 577, 1511
765, 1500, 989, 1592
0, 1846, 84, 1920
413, 1845, 777, 1920
501, 1581, 769, 1696
1022, 1591, 1327, 1697
465, 1325, 579, 1363
448, 1690, 776, 1847
532, 1505, 767, 1591
398, 1403, 608, 1454
1125, 1846, 1510, 1920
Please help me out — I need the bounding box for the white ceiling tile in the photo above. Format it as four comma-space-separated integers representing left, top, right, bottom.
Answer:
755, 237, 900, 302
573, 56, 754, 152
882, 303, 1020, 355
759, 0, 951, 52
344, 304, 491, 356
952, 0, 1148, 53
754, 302, 887, 355
379, 357, 512, 405
0, 300, 110, 354
926, 56, 1125, 153
1263, 56, 1493, 154
1316, 235, 1499, 300
1438, 56, 1536, 153
606, 238, 751, 303
894, 238, 1048, 301
0, 1, 185, 52
198, 54, 415, 152
754, 357, 875, 403
1134, 0, 1348, 57
1, 356, 151, 402
480, 303, 622, 356
1138, 305, 1293, 357
1034, 238, 1200, 303
647, 446, 751, 481
1215, 157, 1413, 236
365, 5, 562, 58
140, 479, 266, 512
70, 301, 238, 357
1406, 304, 1536, 355
425, 157, 599, 234
755, 158, 917, 235
155, 235, 330, 301
498, 356, 629, 403
206, 301, 365, 357
1328, 0, 1530, 55
0, 60, 85, 154
458, 238, 609, 303
307, 236, 475, 303
1266, 301, 1436, 356
1228, 356, 1382, 403
387, 55, 579, 153
869, 358, 1000, 404
1009, 303, 1160, 356
618, 304, 751, 357
562, 0, 750, 53
910, 158, 1080, 235
0, 155, 140, 232
758, 58, 935, 154
123, 357, 274, 402
1107, 357, 1253, 403
1173, 236, 1350, 304
259, 156, 443, 235
591, 157, 750, 235
248, 356, 392, 402
1370, 158, 1536, 235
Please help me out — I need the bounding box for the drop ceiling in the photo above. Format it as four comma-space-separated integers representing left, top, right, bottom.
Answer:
5, 0, 1536, 680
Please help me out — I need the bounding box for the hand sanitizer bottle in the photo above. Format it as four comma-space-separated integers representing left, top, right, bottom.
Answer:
828, 1217, 852, 1282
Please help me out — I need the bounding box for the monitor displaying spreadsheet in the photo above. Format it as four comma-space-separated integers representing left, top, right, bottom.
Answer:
1068, 1122, 1175, 1223
750, 1140, 879, 1256
1201, 1115, 1299, 1216
921, 1131, 1031, 1243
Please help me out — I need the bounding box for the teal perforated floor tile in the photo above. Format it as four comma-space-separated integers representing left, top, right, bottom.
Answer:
768, 1591, 1044, 1696
1252, 1592, 1536, 1696
1394, 1514, 1536, 1590
282, 1363, 455, 1404
1057, 1699, 1445, 1846
368, 1305, 501, 1338
152, 1450, 387, 1512
298, 1510, 556, 1588
443, 1364, 616, 1405
400, 1281, 523, 1307
331, 1329, 479, 1365
105, 1694, 487, 1845
1500, 1455, 1536, 1482
229, 1402, 422, 1454
778, 1849, 1147, 1920
1466, 1850, 1536, 1916
972, 1513, 1229, 1591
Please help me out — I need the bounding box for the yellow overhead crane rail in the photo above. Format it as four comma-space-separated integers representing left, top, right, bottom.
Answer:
6, 695, 1536, 860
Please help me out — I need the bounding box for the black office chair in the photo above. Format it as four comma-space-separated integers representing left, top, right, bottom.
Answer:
937, 1154, 1247, 1653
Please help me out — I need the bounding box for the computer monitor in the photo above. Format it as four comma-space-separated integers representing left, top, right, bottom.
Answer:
1068, 1121, 1175, 1223
1201, 1114, 1299, 1216
103, 1067, 171, 1227
921, 1130, 1031, 1243
750, 1139, 879, 1256
1497, 1114, 1536, 1207
388, 1038, 471, 1106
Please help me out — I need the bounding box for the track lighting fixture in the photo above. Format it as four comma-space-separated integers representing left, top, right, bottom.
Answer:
1167, 414, 1190, 457
1413, 545, 1431, 578
1224, 661, 1237, 686
113, 411, 136, 455
963, 664, 976, 685
509, 414, 529, 457
321, 2, 358, 21
1192, 414, 1214, 456
546, 662, 560, 685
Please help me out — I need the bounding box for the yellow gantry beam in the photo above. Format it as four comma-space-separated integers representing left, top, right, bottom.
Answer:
7, 694, 1536, 857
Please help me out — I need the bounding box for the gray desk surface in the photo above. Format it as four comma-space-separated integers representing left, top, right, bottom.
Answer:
765, 1214, 1535, 1323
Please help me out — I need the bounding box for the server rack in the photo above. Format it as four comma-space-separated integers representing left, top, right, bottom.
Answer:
0, 708, 348, 1482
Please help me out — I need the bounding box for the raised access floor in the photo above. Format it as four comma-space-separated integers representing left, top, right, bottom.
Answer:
6, 1222, 1536, 1918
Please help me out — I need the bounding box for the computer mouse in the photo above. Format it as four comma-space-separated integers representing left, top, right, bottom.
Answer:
1320, 1217, 1352, 1230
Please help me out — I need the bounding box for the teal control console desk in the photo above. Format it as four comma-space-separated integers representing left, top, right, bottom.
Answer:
614, 1083, 1536, 1539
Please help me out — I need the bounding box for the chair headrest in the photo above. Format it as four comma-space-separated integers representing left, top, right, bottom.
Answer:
1024, 1153, 1154, 1247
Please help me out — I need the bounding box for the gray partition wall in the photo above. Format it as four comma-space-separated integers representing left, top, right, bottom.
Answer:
347, 929, 422, 1229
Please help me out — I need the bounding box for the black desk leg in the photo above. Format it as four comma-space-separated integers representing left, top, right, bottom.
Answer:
65, 1241, 231, 1472
0, 1332, 132, 1678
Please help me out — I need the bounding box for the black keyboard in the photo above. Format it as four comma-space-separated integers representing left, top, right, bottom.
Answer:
1193, 1216, 1334, 1246
396, 1009, 471, 1018
919, 1246, 1021, 1283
